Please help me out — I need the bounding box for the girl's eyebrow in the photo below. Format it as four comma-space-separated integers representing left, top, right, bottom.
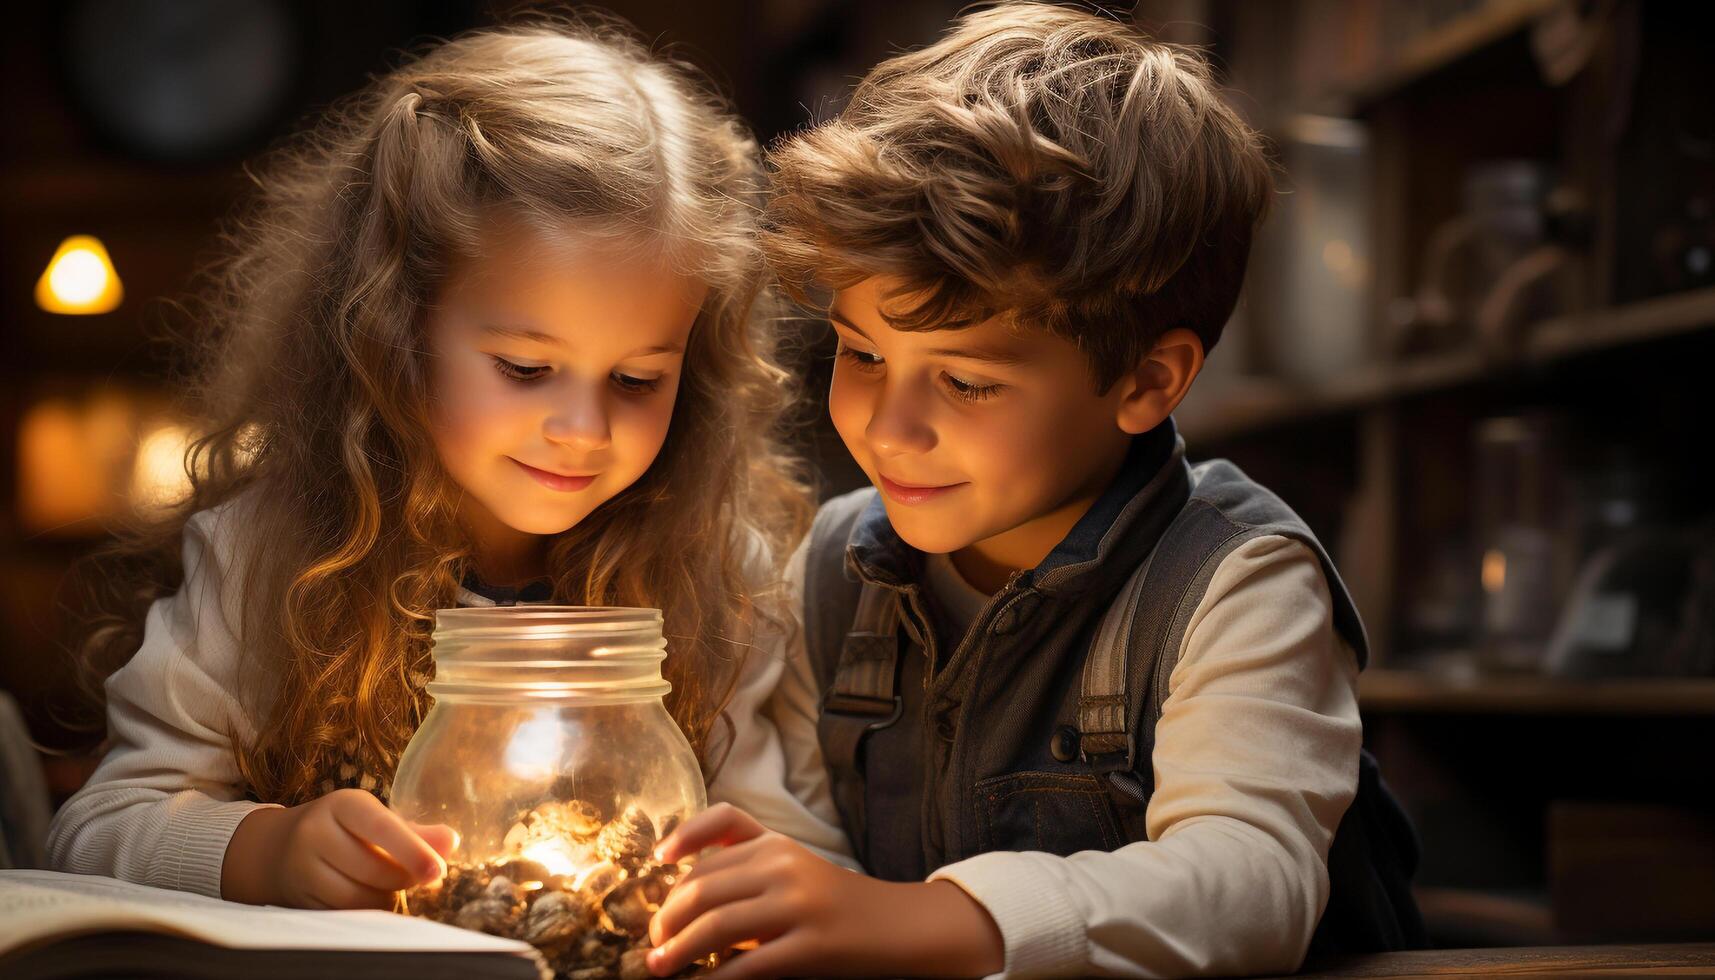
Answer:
483, 323, 683, 357
483, 324, 560, 345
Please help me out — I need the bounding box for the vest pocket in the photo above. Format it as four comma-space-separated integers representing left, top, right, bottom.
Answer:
974, 771, 1127, 855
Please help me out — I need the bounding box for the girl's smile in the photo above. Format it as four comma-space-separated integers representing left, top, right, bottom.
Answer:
508, 457, 599, 493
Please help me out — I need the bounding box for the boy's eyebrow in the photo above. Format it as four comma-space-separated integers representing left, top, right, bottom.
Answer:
482, 323, 681, 356
828, 306, 1026, 366
826, 306, 870, 339
923, 343, 1027, 366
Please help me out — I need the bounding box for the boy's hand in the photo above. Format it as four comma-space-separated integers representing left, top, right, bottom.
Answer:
646, 803, 1004, 978
222, 788, 458, 909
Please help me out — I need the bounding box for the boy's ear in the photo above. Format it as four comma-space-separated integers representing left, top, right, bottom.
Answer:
1113, 327, 1205, 436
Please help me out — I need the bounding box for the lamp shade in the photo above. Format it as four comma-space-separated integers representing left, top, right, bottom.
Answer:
35, 235, 124, 315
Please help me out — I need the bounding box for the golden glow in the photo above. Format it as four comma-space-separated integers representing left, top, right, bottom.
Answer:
520, 838, 579, 877
36, 236, 124, 315
17, 395, 135, 533
129, 424, 194, 512
1481, 549, 1507, 594
519, 836, 603, 882
15, 391, 200, 534
574, 863, 626, 892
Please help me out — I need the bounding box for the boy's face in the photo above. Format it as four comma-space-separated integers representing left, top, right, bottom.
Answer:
827, 276, 1136, 558
425, 221, 706, 560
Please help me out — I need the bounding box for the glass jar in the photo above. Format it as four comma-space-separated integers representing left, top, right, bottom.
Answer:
392, 606, 705, 976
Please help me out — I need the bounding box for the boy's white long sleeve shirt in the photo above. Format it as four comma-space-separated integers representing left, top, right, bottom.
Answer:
736, 531, 1364, 979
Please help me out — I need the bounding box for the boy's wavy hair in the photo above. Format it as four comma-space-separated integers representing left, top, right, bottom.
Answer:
71, 14, 809, 805
762, 1, 1274, 390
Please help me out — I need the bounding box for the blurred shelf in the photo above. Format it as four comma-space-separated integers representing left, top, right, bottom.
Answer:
1179, 286, 1715, 443
1412, 886, 1558, 948
1322, 0, 1562, 113
0, 164, 239, 213
1360, 668, 1715, 716
1296, 941, 1715, 978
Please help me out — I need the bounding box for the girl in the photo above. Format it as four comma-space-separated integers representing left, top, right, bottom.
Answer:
47, 14, 851, 910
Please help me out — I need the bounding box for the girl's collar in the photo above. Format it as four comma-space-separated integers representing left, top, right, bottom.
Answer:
456, 572, 554, 607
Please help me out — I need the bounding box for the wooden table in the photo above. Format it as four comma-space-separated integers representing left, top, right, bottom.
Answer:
1288, 942, 1715, 977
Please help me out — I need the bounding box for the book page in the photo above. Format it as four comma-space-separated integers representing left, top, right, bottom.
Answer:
0, 870, 537, 959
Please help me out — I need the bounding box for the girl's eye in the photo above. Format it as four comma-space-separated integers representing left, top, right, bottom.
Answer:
836, 345, 884, 371
493, 357, 550, 382
943, 372, 1004, 402
611, 372, 662, 394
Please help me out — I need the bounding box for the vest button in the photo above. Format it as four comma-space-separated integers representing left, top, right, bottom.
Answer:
1050, 725, 1079, 763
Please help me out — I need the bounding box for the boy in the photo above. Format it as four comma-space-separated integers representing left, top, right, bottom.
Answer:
648, 4, 1424, 977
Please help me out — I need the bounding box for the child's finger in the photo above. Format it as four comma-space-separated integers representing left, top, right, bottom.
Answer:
310, 856, 398, 910
646, 897, 782, 977
327, 821, 429, 892
659, 833, 770, 896
702, 934, 814, 980
330, 793, 446, 883
411, 822, 460, 859
654, 803, 768, 863
649, 864, 768, 946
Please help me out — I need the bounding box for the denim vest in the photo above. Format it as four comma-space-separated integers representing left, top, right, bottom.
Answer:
803, 421, 1425, 954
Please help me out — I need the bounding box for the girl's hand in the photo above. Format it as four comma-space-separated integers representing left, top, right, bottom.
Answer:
222, 788, 458, 909
646, 803, 1004, 979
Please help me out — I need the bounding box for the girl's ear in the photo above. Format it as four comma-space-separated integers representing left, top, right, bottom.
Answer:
1113, 327, 1206, 436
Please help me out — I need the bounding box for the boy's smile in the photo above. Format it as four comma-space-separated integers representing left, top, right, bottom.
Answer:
827, 276, 1155, 591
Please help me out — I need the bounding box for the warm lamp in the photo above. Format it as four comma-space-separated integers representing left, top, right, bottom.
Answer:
35, 235, 124, 315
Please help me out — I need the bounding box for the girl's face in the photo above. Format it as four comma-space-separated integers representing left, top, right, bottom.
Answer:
425, 222, 707, 567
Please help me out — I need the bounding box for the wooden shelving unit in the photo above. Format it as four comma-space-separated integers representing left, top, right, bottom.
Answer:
1178, 286, 1715, 444
1318, 0, 1565, 113
1207, 0, 1715, 948
1360, 669, 1715, 716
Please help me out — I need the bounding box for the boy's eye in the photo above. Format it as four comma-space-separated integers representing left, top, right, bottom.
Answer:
493, 356, 550, 382
836, 344, 884, 371
611, 371, 662, 394
942, 372, 1004, 402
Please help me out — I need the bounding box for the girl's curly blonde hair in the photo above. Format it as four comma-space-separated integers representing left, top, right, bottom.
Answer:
73, 14, 809, 805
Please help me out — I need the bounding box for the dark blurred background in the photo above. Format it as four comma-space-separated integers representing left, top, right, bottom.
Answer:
2, 0, 1712, 952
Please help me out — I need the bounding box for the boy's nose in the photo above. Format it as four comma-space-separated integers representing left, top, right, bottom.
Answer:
865, 382, 936, 457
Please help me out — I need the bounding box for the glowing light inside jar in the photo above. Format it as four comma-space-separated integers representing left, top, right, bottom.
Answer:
520, 837, 583, 877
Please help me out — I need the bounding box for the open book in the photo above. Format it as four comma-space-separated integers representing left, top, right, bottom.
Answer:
0, 869, 548, 980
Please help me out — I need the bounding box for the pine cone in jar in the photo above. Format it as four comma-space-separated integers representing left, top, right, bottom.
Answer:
520, 889, 594, 949
561, 799, 605, 838
595, 805, 656, 869
453, 875, 525, 936
578, 861, 626, 902
600, 869, 671, 938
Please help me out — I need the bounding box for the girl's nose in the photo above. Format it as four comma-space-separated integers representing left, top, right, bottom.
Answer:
865, 379, 936, 457
542, 384, 612, 452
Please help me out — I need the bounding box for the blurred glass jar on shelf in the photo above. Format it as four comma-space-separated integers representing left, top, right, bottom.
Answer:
1473, 413, 1574, 674
1545, 454, 1715, 678
1246, 114, 1375, 383
391, 606, 706, 977
1386, 160, 1589, 360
